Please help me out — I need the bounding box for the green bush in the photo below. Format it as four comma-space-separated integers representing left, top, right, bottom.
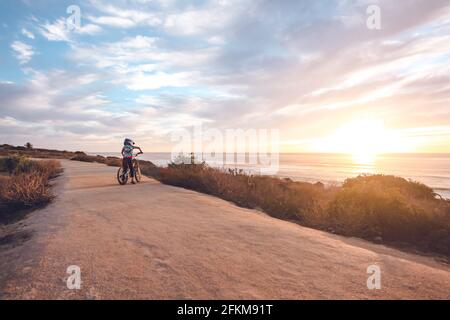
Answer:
0, 155, 22, 173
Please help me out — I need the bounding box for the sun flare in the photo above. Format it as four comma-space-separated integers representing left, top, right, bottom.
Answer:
314, 118, 408, 164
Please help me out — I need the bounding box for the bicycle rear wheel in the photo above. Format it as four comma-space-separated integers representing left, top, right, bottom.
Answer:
117, 167, 128, 185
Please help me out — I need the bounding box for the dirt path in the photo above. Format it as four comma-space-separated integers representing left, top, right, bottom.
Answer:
0, 160, 449, 299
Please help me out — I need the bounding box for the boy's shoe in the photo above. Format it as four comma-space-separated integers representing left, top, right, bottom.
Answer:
131, 178, 136, 184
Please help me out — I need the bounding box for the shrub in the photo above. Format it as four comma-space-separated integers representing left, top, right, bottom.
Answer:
0, 144, 78, 159
326, 175, 450, 255
0, 157, 61, 212
153, 163, 328, 223
137, 160, 158, 176
0, 172, 53, 207
70, 154, 106, 163
0, 155, 60, 178
0, 155, 22, 173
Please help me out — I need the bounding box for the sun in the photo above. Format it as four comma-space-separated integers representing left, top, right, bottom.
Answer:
335, 119, 386, 163
314, 117, 405, 164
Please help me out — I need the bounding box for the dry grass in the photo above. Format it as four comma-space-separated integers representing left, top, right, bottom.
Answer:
1, 172, 53, 207
146, 163, 450, 257
150, 164, 333, 224
0, 156, 61, 217
70, 153, 106, 163
325, 175, 450, 254
70, 152, 123, 167
0, 144, 76, 159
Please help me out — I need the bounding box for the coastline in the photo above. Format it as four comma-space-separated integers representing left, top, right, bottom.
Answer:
91, 152, 450, 199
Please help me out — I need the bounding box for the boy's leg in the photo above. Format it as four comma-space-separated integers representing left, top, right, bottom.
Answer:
128, 158, 135, 179
122, 158, 128, 173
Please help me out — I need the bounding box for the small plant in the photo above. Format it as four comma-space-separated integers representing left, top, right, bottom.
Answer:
169, 152, 206, 168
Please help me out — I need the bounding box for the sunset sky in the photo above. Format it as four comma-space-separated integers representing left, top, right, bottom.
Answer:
0, 0, 449, 153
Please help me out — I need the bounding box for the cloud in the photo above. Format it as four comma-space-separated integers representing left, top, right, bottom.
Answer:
77, 23, 103, 35
21, 28, 35, 39
38, 19, 70, 41
164, 6, 234, 35
87, 2, 161, 28
119, 35, 156, 49
38, 18, 102, 42
70, 35, 158, 67
87, 16, 137, 28
11, 41, 34, 64
0, 67, 209, 149
122, 71, 191, 90
66, 0, 450, 142
69, 34, 219, 92
2, 0, 450, 151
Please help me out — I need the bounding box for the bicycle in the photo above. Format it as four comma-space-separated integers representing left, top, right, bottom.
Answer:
117, 152, 143, 185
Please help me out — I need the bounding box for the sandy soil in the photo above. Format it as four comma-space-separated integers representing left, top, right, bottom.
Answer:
0, 160, 449, 299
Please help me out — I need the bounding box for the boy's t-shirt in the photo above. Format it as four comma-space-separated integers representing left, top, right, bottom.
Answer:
122, 145, 134, 158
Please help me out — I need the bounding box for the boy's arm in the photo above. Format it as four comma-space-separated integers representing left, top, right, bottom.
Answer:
134, 146, 143, 153
121, 147, 125, 156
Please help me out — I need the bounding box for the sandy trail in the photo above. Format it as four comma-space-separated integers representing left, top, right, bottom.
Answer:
0, 160, 449, 299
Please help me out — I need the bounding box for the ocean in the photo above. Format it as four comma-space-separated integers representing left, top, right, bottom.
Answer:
93, 152, 450, 199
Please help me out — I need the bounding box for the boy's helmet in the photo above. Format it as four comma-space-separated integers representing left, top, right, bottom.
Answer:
124, 138, 134, 146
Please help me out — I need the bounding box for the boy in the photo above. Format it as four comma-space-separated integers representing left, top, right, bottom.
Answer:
122, 138, 143, 184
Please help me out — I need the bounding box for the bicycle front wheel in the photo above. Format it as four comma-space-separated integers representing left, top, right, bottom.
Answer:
134, 163, 141, 183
